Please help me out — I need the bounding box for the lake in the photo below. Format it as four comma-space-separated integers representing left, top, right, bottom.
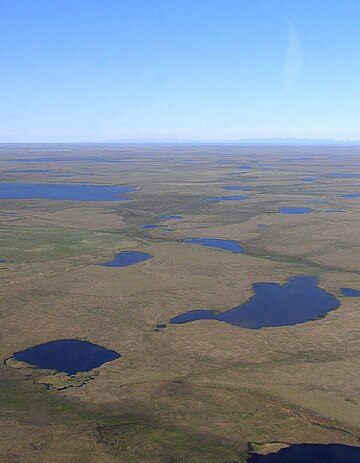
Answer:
98, 251, 153, 267
208, 195, 248, 201
223, 186, 249, 191
13, 339, 121, 375
280, 207, 313, 214
184, 238, 244, 254
170, 276, 340, 329
159, 215, 183, 219
247, 443, 360, 462
302, 177, 319, 182
340, 288, 360, 297
0, 183, 135, 201
342, 194, 360, 198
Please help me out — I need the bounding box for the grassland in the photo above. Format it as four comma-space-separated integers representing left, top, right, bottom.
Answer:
1, 144, 360, 462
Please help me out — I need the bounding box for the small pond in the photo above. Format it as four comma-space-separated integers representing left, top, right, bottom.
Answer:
184, 238, 244, 254
0, 183, 135, 201
223, 186, 249, 191
342, 194, 360, 198
159, 215, 183, 219
247, 443, 360, 462
280, 207, 313, 214
13, 339, 121, 375
208, 195, 248, 201
327, 173, 360, 178
98, 251, 153, 267
170, 276, 340, 329
302, 177, 319, 182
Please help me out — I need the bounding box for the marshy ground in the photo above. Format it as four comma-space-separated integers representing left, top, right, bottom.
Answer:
1, 143, 360, 462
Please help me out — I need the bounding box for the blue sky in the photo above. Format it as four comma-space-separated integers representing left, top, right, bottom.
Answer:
0, 0, 359, 142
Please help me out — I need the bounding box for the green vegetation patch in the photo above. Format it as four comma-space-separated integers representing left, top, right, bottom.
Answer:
0, 226, 141, 262
96, 422, 243, 463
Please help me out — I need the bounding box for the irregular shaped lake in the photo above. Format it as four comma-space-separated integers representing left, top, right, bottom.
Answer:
98, 251, 153, 267
223, 186, 249, 191
327, 173, 360, 178
302, 177, 319, 182
340, 288, 360, 297
170, 276, 340, 329
141, 224, 163, 229
208, 196, 248, 201
0, 183, 135, 201
342, 194, 360, 198
13, 339, 120, 375
184, 238, 244, 254
247, 443, 360, 462
280, 207, 313, 214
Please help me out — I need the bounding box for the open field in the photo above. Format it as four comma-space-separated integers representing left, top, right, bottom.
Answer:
1, 144, 360, 462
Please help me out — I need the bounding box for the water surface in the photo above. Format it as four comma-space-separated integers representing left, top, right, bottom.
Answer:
302, 177, 319, 182
0, 183, 135, 201
159, 215, 183, 219
170, 276, 340, 329
13, 339, 121, 375
98, 251, 153, 267
327, 173, 360, 178
247, 443, 360, 462
223, 186, 249, 191
208, 195, 248, 201
340, 288, 360, 297
280, 207, 313, 214
342, 194, 360, 198
184, 238, 244, 254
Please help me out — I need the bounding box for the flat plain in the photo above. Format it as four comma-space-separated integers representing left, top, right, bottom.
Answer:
1, 143, 360, 462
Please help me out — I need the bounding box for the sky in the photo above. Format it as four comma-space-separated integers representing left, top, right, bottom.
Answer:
0, 0, 359, 142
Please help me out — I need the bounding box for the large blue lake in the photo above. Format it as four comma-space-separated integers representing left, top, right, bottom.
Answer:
170, 276, 340, 329
13, 339, 121, 375
98, 251, 153, 267
184, 238, 244, 254
0, 183, 135, 201
247, 444, 360, 462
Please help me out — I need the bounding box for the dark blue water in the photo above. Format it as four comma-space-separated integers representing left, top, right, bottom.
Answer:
13, 339, 121, 375
247, 444, 360, 462
141, 224, 163, 229
280, 207, 313, 214
239, 165, 253, 169
184, 238, 244, 254
156, 324, 167, 329
223, 186, 249, 191
327, 173, 360, 178
208, 195, 248, 201
302, 177, 319, 182
0, 183, 135, 201
170, 276, 340, 329
159, 215, 183, 219
98, 251, 153, 267
0, 259, 8, 263
340, 288, 360, 297
342, 194, 360, 198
